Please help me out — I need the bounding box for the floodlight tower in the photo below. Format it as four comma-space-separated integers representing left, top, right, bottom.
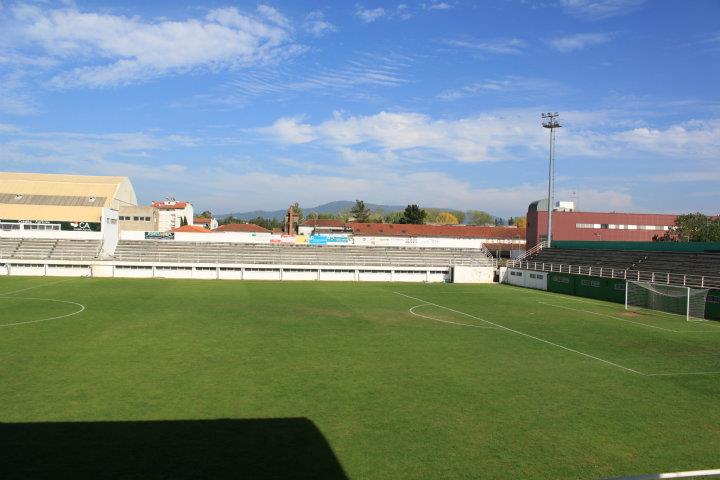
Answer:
542, 112, 561, 248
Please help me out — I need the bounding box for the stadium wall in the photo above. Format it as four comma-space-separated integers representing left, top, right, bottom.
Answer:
0, 259, 462, 283
505, 268, 720, 320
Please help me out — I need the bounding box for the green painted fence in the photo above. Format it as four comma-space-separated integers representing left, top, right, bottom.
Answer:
547, 272, 626, 303
546, 272, 720, 319
551, 240, 720, 252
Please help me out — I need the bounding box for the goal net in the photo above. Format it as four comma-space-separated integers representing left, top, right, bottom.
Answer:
625, 281, 709, 321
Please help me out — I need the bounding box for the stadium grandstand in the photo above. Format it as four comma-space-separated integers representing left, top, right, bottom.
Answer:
0, 171, 498, 283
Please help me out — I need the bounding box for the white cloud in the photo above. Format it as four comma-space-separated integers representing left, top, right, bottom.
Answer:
355, 6, 386, 23
444, 38, 526, 55
613, 119, 720, 159
560, 0, 646, 20
260, 110, 720, 166
548, 32, 613, 52
428, 3, 453, 10
11, 4, 299, 88
303, 11, 337, 37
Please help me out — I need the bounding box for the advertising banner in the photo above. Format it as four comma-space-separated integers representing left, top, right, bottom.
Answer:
270, 234, 282, 244
309, 234, 350, 245
145, 231, 174, 240
295, 235, 308, 244
280, 235, 295, 244
1, 219, 101, 232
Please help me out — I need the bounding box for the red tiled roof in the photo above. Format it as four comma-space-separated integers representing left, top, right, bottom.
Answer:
194, 217, 211, 224
301, 219, 347, 227
348, 223, 526, 239
152, 201, 190, 210
215, 223, 270, 233
484, 242, 524, 251
171, 225, 210, 233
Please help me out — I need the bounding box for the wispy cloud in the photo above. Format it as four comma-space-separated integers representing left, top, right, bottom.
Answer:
355, 6, 386, 23
438, 76, 568, 101
10, 4, 301, 88
560, 0, 646, 20
548, 32, 613, 52
443, 38, 527, 55
222, 51, 411, 101
303, 11, 337, 37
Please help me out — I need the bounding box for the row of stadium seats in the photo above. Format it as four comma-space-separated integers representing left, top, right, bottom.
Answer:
525, 248, 720, 279
112, 240, 494, 267
0, 238, 101, 261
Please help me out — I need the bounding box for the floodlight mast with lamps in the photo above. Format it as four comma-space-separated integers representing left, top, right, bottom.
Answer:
541, 112, 561, 248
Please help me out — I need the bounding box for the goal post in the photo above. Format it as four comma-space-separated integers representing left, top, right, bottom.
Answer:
625, 280, 709, 321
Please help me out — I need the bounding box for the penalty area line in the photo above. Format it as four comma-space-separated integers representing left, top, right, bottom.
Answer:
394, 291, 645, 375
394, 292, 720, 377
538, 301, 720, 333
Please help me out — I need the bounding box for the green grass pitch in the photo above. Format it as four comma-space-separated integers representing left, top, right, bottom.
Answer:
1, 276, 720, 479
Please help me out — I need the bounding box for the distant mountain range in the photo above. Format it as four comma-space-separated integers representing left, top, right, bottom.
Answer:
219, 201, 458, 221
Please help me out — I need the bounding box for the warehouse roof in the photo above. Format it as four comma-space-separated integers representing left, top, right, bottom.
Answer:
0, 171, 137, 222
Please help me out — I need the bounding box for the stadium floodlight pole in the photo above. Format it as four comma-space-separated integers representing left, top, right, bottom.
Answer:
541, 112, 561, 248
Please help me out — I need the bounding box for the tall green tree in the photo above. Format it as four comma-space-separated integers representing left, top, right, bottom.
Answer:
399, 204, 427, 224
350, 200, 371, 223
291, 202, 303, 223
466, 210, 494, 226
665, 213, 720, 242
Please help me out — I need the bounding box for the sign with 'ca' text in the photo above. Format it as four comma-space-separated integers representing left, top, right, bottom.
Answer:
0, 219, 101, 231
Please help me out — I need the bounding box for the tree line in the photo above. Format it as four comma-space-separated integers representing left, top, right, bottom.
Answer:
215, 200, 527, 228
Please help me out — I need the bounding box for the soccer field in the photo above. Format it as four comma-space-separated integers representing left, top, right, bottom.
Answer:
2, 277, 720, 479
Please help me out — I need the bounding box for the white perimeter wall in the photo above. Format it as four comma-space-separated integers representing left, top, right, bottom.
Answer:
452, 266, 495, 283
0, 230, 102, 240
353, 235, 484, 249
120, 230, 272, 243
503, 268, 547, 290
2, 260, 452, 283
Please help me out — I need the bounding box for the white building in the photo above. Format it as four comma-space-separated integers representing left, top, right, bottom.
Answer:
152, 200, 194, 231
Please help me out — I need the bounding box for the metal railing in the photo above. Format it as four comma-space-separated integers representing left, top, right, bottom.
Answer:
514, 240, 547, 262
508, 259, 720, 289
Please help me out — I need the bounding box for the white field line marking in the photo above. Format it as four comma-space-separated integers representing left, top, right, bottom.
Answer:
604, 467, 720, 479
503, 285, 720, 329
409, 304, 499, 329
645, 371, 720, 377
539, 301, 720, 333
0, 296, 86, 327
0, 278, 76, 296
395, 292, 720, 377
537, 301, 682, 333
394, 292, 645, 375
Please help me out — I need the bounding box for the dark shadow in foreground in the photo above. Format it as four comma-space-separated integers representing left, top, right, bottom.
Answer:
0, 417, 348, 480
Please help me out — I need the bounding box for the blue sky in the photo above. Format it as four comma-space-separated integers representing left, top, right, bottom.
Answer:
0, 0, 718, 217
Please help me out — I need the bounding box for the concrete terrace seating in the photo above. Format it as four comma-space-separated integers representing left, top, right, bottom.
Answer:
113, 240, 493, 268
526, 248, 720, 279
0, 238, 101, 261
